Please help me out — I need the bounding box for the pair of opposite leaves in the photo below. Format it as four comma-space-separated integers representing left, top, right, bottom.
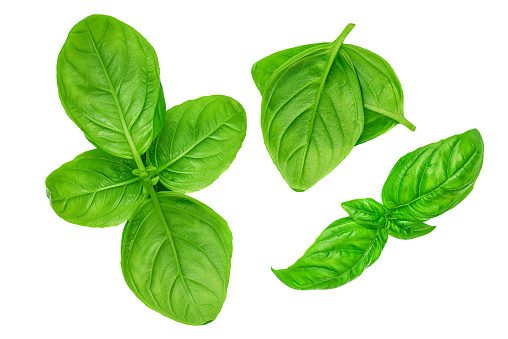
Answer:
252, 23, 416, 192
46, 15, 247, 325
273, 129, 484, 290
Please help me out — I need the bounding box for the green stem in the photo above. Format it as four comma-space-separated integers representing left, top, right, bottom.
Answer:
331, 23, 355, 52
364, 104, 416, 131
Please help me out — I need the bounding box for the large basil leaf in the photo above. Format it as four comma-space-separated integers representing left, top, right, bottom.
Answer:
261, 24, 364, 192
57, 14, 162, 159
146, 95, 247, 193
45, 149, 147, 227
341, 198, 387, 228
272, 217, 388, 290
386, 220, 436, 240
121, 192, 232, 325
382, 129, 484, 225
252, 43, 414, 146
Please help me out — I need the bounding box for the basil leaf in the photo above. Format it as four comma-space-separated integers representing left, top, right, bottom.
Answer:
121, 192, 232, 325
342, 44, 415, 144
272, 217, 388, 290
146, 95, 247, 193
45, 149, 147, 227
386, 221, 436, 240
57, 14, 161, 159
341, 198, 387, 228
252, 43, 414, 146
382, 129, 484, 225
261, 24, 364, 191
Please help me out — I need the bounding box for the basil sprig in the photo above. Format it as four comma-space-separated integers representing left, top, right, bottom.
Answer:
273, 129, 483, 290
252, 24, 415, 191
46, 14, 247, 325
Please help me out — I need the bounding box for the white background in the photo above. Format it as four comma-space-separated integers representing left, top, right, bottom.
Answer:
1, 0, 507, 338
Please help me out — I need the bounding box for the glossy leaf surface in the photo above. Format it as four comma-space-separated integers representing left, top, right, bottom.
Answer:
261, 24, 364, 191
252, 43, 414, 145
45, 149, 146, 227
121, 192, 232, 325
272, 217, 387, 290
341, 198, 387, 228
57, 14, 161, 159
386, 221, 436, 240
147, 95, 247, 193
382, 129, 484, 225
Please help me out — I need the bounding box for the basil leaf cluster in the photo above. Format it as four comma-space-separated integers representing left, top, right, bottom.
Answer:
45, 15, 246, 325
273, 129, 483, 290
252, 24, 415, 191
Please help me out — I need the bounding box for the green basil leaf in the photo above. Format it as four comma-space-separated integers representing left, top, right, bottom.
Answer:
386, 220, 436, 240
261, 24, 364, 191
382, 129, 484, 225
57, 14, 161, 159
341, 198, 387, 228
146, 95, 247, 193
121, 192, 232, 325
45, 149, 147, 227
252, 43, 414, 146
342, 44, 415, 144
272, 217, 388, 290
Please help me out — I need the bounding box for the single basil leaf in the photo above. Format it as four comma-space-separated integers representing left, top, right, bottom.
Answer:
382, 129, 484, 225
57, 14, 161, 159
146, 95, 247, 193
341, 198, 387, 228
261, 24, 364, 191
386, 220, 436, 240
45, 149, 147, 227
121, 192, 232, 325
252, 42, 414, 146
272, 217, 388, 290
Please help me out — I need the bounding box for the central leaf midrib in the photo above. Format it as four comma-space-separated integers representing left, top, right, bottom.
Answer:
86, 23, 141, 160
53, 177, 141, 201
154, 114, 237, 175
297, 24, 354, 186
149, 191, 205, 322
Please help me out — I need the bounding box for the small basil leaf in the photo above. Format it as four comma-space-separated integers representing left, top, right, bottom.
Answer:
146, 95, 247, 193
121, 192, 232, 325
386, 220, 436, 240
251, 43, 325, 95
341, 198, 387, 228
261, 24, 364, 191
45, 149, 147, 227
272, 217, 388, 290
57, 14, 161, 159
382, 129, 484, 224
342, 44, 415, 144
